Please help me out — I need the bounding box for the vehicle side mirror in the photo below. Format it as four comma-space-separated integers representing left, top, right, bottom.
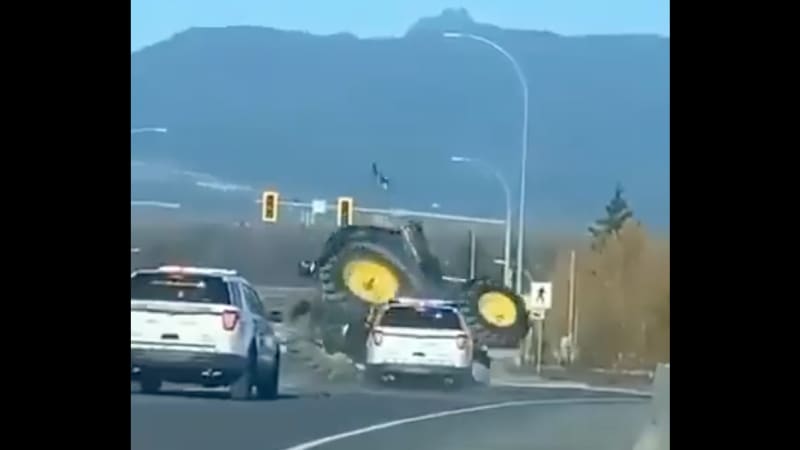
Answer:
267, 309, 284, 323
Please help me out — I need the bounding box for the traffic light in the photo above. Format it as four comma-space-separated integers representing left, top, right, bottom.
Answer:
337, 196, 354, 227
262, 191, 279, 223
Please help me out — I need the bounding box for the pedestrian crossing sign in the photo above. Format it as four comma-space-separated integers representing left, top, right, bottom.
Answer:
527, 281, 552, 311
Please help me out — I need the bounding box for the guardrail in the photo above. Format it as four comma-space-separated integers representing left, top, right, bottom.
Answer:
633, 363, 669, 450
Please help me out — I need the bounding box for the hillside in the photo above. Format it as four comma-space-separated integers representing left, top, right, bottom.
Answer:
130, 9, 670, 230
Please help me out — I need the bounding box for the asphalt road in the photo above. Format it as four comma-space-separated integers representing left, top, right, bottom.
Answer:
132, 287, 649, 449
132, 360, 649, 450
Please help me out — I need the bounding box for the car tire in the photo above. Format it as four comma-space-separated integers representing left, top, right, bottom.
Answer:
230, 360, 254, 401
140, 373, 162, 394
256, 352, 280, 400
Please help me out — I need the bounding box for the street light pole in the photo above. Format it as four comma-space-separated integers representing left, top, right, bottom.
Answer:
130, 127, 168, 134
450, 156, 512, 288
130, 201, 181, 209
443, 32, 530, 294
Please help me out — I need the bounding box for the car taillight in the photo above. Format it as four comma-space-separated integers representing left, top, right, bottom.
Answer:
372, 330, 383, 346
456, 334, 468, 350
222, 310, 240, 331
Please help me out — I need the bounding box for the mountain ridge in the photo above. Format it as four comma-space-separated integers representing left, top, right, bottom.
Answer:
131, 9, 670, 230
138, 8, 667, 47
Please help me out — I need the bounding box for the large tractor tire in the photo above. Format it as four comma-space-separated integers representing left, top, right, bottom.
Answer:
315, 240, 429, 360
319, 241, 427, 305
461, 278, 529, 348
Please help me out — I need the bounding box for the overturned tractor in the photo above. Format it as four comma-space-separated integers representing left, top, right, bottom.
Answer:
295, 221, 529, 362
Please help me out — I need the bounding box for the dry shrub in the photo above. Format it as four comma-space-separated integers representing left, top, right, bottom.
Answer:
548, 220, 669, 369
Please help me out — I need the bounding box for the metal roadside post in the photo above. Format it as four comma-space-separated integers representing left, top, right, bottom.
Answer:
518, 318, 534, 367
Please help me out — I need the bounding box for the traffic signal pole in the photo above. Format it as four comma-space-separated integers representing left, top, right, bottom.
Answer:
274, 199, 505, 226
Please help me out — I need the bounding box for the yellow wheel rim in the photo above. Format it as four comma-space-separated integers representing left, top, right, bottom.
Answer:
477, 292, 518, 327
342, 259, 400, 305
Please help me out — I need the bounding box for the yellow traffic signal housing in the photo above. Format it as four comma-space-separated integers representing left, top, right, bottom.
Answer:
262, 191, 279, 223
337, 196, 354, 227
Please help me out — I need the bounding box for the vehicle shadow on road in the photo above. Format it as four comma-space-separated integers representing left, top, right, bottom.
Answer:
363, 374, 488, 394
130, 383, 301, 401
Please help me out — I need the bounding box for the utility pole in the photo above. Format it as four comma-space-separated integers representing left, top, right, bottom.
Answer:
567, 250, 577, 364
468, 229, 477, 279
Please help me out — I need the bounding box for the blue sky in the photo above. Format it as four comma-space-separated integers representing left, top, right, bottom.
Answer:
131, 0, 669, 51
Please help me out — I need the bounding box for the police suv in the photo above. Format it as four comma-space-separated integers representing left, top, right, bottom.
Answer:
365, 298, 475, 387
130, 266, 281, 400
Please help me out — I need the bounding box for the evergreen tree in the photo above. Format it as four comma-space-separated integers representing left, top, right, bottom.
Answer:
589, 183, 634, 250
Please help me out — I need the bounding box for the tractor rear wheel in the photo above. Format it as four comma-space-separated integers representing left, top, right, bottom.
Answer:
316, 240, 427, 359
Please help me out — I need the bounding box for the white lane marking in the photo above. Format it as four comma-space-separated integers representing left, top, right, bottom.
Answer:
282, 396, 644, 450
491, 381, 651, 396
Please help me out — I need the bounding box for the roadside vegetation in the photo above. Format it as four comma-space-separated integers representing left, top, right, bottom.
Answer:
547, 186, 670, 369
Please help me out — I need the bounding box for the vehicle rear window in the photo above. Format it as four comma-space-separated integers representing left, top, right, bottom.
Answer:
378, 306, 462, 330
131, 272, 231, 304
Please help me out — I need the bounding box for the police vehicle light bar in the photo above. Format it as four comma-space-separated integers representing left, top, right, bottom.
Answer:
156, 266, 238, 276
391, 297, 459, 309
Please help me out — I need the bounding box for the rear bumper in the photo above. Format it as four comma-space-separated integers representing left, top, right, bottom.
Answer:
367, 363, 471, 377
131, 347, 247, 383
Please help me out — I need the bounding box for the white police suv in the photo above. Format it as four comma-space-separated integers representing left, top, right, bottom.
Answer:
365, 298, 475, 387
130, 265, 282, 400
